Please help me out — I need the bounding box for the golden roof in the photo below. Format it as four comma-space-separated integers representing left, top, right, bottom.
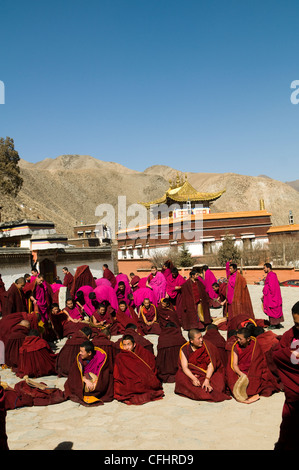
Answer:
268, 224, 299, 233
139, 173, 226, 208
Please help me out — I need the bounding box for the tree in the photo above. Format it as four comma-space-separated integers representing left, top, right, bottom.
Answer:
178, 244, 193, 267
217, 234, 241, 267
0, 137, 23, 196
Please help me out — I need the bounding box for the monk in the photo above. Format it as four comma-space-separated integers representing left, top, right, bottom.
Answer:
226, 263, 254, 322
62, 267, 74, 290
202, 265, 221, 308
262, 263, 284, 330
69, 265, 96, 298
1, 277, 27, 317
24, 274, 53, 324
115, 281, 130, 304
226, 327, 277, 403
178, 270, 211, 331
156, 297, 181, 329
272, 302, 299, 450
211, 281, 227, 313
146, 266, 167, 305
156, 321, 186, 383
16, 329, 57, 378
116, 300, 141, 334
114, 323, 154, 355
175, 328, 231, 402
129, 272, 140, 291
113, 334, 164, 405
165, 267, 186, 305
64, 340, 114, 406
91, 302, 118, 336
56, 326, 93, 377
92, 327, 119, 375
102, 264, 116, 288
4, 319, 31, 369
138, 298, 161, 335
61, 298, 88, 337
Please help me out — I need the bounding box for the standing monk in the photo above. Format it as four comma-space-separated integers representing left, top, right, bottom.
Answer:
24, 274, 53, 324
62, 267, 74, 291
262, 263, 284, 330
102, 264, 116, 288
226, 263, 254, 322
1, 277, 27, 317
178, 270, 211, 331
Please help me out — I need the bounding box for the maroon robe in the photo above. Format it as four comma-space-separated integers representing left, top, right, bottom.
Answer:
1, 283, 27, 317
203, 327, 228, 366
63, 272, 74, 290
156, 302, 181, 329
115, 305, 142, 335
175, 340, 231, 402
64, 347, 114, 406
55, 328, 92, 377
113, 343, 164, 405
178, 279, 211, 330
156, 326, 186, 383
69, 265, 96, 297
114, 327, 154, 355
17, 335, 57, 378
92, 307, 118, 336
226, 336, 278, 399
4, 324, 30, 369
103, 268, 116, 288
272, 326, 299, 450
138, 303, 161, 335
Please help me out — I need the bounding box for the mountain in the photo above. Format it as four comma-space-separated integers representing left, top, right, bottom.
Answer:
1, 154, 299, 238
286, 179, 299, 192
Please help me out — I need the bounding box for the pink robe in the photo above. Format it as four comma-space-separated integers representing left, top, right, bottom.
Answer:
166, 273, 186, 299
95, 278, 111, 287
226, 271, 237, 305
133, 287, 157, 308
263, 271, 283, 319
147, 272, 166, 305
93, 285, 118, 311
204, 269, 218, 300
76, 286, 96, 317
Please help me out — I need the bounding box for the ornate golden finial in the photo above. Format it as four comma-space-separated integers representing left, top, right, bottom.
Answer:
176, 173, 180, 188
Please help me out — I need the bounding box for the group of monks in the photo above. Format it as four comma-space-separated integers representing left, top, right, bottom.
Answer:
0, 260, 298, 450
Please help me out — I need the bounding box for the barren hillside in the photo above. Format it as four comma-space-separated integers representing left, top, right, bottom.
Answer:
1, 155, 298, 238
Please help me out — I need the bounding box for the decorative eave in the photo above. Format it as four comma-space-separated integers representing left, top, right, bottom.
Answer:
139, 178, 226, 208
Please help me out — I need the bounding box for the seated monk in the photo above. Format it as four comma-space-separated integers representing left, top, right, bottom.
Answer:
156, 297, 181, 329
114, 323, 154, 355
16, 329, 58, 378
175, 328, 231, 402
62, 298, 88, 338
116, 300, 141, 335
4, 320, 31, 370
64, 340, 114, 406
129, 272, 140, 292
113, 334, 164, 405
91, 302, 118, 336
271, 302, 299, 450
55, 326, 93, 377
0, 385, 9, 450
138, 298, 161, 335
156, 322, 186, 383
226, 327, 278, 404
48, 303, 66, 340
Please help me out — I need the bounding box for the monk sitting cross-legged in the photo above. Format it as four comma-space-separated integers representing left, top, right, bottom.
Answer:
113, 334, 164, 405
175, 328, 231, 402
226, 327, 278, 404
64, 340, 114, 406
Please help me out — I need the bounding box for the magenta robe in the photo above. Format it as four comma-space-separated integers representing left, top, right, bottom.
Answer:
204, 269, 218, 300
93, 285, 118, 311
133, 287, 157, 308
263, 271, 283, 319
166, 273, 186, 299
147, 272, 166, 305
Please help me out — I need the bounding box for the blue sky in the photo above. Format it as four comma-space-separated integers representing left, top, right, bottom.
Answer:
1, 0, 299, 182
